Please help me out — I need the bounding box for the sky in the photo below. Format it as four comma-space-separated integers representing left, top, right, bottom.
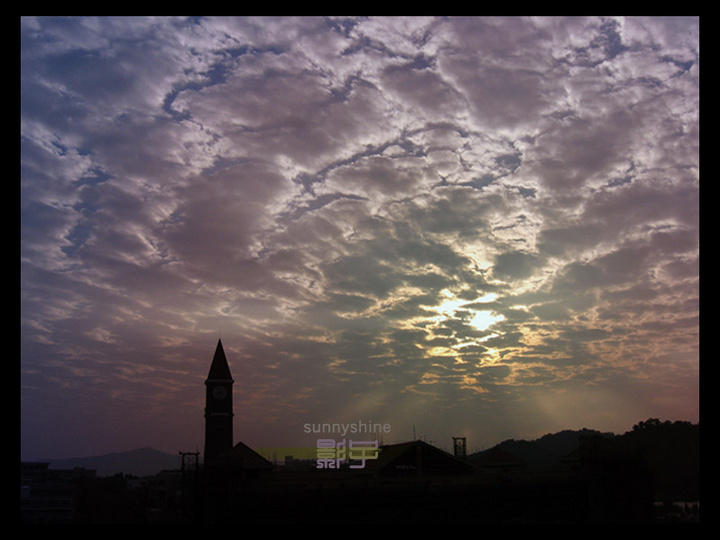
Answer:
20, 16, 700, 461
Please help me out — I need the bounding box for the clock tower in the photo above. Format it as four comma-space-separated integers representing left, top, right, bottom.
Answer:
204, 339, 234, 465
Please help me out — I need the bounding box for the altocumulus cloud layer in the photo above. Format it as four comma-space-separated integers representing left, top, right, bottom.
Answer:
21, 16, 699, 459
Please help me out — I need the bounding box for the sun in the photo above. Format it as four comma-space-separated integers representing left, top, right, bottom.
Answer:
431, 290, 505, 332
468, 309, 504, 331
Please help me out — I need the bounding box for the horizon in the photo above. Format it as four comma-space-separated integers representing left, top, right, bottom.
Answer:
21, 16, 699, 463
32, 414, 697, 463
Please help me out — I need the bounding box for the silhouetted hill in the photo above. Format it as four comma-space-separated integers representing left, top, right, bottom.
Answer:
469, 428, 615, 468
46, 447, 180, 477
468, 419, 699, 504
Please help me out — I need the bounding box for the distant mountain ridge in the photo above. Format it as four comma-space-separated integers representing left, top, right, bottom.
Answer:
45, 447, 181, 477
469, 428, 616, 467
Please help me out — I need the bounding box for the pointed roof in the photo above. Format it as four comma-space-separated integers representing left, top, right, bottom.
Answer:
364, 439, 477, 476
228, 441, 274, 469
206, 339, 233, 381
208, 441, 274, 472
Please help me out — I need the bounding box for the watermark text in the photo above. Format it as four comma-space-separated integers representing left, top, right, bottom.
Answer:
303, 421, 391, 437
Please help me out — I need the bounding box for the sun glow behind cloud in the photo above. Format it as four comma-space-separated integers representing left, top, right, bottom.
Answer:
428, 290, 505, 332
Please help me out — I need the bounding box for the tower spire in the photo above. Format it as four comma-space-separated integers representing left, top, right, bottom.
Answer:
207, 339, 232, 381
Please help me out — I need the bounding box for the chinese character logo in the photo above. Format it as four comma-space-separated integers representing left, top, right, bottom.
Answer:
316, 439, 379, 469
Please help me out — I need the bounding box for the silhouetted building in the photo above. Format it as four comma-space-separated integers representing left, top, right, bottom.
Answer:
202, 340, 271, 473
21, 462, 94, 523
204, 339, 234, 465
147, 469, 183, 520
201, 340, 273, 522
211, 441, 274, 479
364, 439, 477, 477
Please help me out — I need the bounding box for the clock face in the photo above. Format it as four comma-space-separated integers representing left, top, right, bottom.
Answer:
212, 385, 227, 400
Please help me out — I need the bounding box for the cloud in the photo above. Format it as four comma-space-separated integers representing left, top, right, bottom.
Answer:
21, 16, 699, 459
